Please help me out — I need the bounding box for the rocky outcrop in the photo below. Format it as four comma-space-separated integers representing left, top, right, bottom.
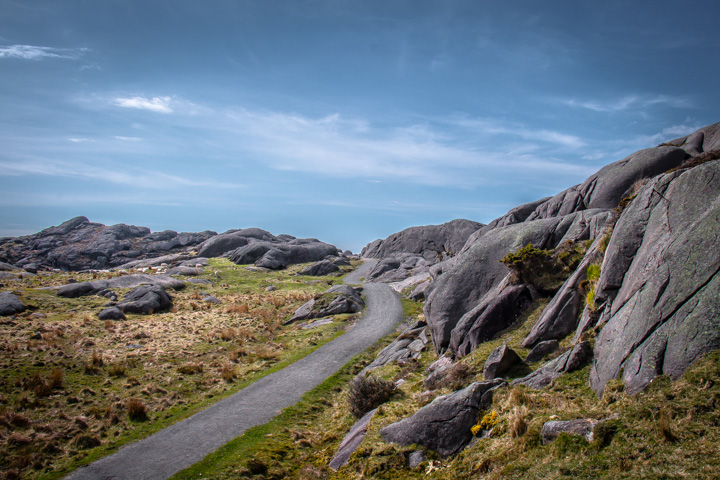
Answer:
380, 379, 505, 457
54, 274, 185, 298
196, 228, 276, 258
362, 219, 483, 261
286, 285, 364, 324
589, 159, 720, 395
450, 282, 536, 358
0, 292, 25, 316
0, 217, 341, 273
0, 216, 216, 271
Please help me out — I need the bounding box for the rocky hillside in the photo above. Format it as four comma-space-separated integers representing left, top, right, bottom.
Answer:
363, 120, 720, 397
0, 218, 341, 272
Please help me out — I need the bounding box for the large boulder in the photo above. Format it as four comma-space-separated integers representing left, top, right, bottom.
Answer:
380, 379, 505, 457
0, 292, 25, 316
362, 219, 483, 262
364, 321, 429, 372
589, 160, 720, 395
196, 228, 276, 258
116, 285, 173, 314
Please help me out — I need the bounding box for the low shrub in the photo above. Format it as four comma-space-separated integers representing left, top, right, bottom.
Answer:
348, 374, 395, 418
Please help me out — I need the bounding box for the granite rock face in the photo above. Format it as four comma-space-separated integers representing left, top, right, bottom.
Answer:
424, 210, 610, 354
589, 160, 720, 395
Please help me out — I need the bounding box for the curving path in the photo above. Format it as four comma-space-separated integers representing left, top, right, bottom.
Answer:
65, 259, 402, 480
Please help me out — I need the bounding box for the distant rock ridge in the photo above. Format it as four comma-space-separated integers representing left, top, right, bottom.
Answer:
0, 217, 341, 272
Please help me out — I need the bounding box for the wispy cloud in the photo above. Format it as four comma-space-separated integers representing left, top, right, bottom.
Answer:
444, 116, 586, 148
0, 44, 89, 60
0, 157, 241, 190
222, 109, 593, 187
560, 94, 692, 113
113, 96, 174, 113
114, 136, 143, 142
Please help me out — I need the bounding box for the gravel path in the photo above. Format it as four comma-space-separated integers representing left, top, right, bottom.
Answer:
65, 259, 402, 480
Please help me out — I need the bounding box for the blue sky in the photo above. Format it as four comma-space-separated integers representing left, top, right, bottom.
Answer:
1, 0, 718, 252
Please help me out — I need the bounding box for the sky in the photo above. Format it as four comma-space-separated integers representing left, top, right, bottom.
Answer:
1, 0, 719, 252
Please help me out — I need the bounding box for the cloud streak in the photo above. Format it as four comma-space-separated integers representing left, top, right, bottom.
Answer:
560, 94, 692, 112
0, 44, 89, 60
113, 96, 174, 113
0, 157, 241, 190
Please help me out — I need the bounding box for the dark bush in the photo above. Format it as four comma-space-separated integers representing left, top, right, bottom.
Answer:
348, 374, 395, 418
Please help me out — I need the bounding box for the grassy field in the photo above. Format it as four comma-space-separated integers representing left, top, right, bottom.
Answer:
0, 258, 358, 480
170, 295, 720, 480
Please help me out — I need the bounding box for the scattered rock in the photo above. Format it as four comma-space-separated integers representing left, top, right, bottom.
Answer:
512, 341, 592, 389
407, 450, 427, 469
329, 409, 377, 470
380, 379, 505, 457
541, 419, 599, 444
483, 345, 524, 380
524, 340, 559, 363
202, 295, 222, 304
53, 274, 185, 298
0, 292, 26, 316
98, 307, 126, 321
165, 266, 204, 276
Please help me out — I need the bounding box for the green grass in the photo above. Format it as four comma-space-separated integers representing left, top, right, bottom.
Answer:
0, 258, 359, 480
166, 285, 720, 480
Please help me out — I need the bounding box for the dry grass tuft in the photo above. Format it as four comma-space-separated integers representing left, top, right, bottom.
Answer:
221, 364, 236, 382
126, 398, 148, 421
509, 405, 529, 438
225, 303, 249, 314
178, 362, 204, 375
